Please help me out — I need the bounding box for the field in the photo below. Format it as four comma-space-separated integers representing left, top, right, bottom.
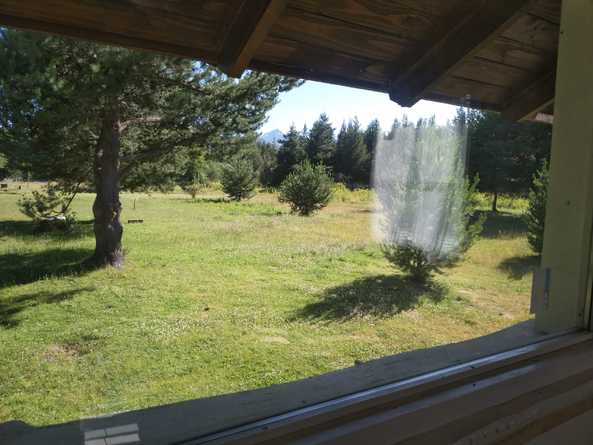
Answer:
0, 187, 536, 426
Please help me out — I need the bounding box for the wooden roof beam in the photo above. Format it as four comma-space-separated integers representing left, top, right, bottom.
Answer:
502, 70, 556, 122
388, 0, 530, 108
220, 0, 287, 78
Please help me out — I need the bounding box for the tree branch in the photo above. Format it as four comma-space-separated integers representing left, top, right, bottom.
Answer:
119, 115, 162, 133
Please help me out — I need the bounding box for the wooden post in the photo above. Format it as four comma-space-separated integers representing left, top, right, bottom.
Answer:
537, 0, 593, 332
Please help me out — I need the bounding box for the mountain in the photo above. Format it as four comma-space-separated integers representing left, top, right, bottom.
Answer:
258, 129, 283, 146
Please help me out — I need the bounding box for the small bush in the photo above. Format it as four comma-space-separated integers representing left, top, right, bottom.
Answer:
180, 157, 207, 199
381, 176, 484, 282
181, 182, 203, 199
221, 158, 258, 201
525, 161, 549, 255
382, 243, 435, 283
279, 161, 333, 216
459, 176, 486, 255
18, 184, 77, 232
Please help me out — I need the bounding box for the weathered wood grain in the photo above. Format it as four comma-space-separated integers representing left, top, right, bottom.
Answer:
254, 37, 387, 90
0, 0, 563, 115
0, 12, 219, 62
388, 0, 530, 107
451, 57, 535, 89
528, 0, 562, 24
427, 76, 509, 110
271, 7, 412, 63
502, 70, 556, 121
502, 14, 560, 52
289, 0, 470, 41
477, 36, 554, 72
0, 0, 230, 52
220, 0, 287, 77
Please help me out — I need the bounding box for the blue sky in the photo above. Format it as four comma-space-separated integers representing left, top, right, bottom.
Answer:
261, 81, 459, 135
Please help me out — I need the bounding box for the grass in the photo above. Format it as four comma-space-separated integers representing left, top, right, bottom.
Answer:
0, 187, 535, 426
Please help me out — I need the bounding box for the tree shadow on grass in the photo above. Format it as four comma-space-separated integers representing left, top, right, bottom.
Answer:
479, 211, 527, 239
292, 275, 448, 322
0, 219, 94, 241
498, 255, 539, 280
0, 248, 97, 289
0, 287, 94, 328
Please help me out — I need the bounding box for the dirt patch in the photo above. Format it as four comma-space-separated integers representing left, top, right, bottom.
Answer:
41, 335, 103, 362
42, 344, 82, 362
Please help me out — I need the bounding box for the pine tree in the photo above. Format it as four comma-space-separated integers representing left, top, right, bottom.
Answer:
525, 161, 549, 255
334, 118, 369, 185
179, 152, 207, 199
221, 157, 258, 201
279, 161, 333, 216
255, 141, 279, 187
363, 119, 380, 183
364, 119, 380, 158
0, 29, 300, 267
274, 125, 307, 185
306, 113, 335, 166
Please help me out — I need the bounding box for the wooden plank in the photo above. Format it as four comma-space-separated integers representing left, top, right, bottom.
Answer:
0, 12, 219, 63
250, 60, 387, 93
253, 36, 389, 88
502, 70, 556, 121
427, 75, 509, 110
533, 112, 554, 125
0, 0, 228, 52
450, 57, 535, 89
528, 0, 562, 24
477, 36, 554, 72
388, 0, 530, 107
220, 0, 287, 77
288, 0, 471, 42
537, 0, 593, 333
422, 92, 501, 112
270, 7, 413, 63
502, 14, 560, 52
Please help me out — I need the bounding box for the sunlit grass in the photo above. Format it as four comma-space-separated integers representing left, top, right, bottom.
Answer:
0, 187, 534, 425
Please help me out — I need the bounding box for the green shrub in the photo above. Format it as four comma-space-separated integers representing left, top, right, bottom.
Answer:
221, 158, 258, 201
525, 161, 549, 255
179, 156, 207, 199
459, 176, 486, 255
279, 161, 333, 216
18, 184, 77, 232
381, 176, 484, 282
382, 244, 435, 283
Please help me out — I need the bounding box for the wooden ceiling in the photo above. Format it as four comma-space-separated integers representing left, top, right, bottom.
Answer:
0, 0, 561, 120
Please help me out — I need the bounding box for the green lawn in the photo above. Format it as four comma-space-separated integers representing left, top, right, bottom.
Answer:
0, 187, 536, 426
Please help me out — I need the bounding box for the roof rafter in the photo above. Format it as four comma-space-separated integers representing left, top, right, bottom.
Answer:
388, 0, 530, 107
220, 0, 287, 78
502, 70, 556, 121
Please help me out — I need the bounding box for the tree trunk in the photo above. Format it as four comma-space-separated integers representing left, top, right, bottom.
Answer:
492, 190, 499, 213
92, 108, 124, 268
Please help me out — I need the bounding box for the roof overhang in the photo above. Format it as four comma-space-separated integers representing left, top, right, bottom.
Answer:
0, 0, 561, 120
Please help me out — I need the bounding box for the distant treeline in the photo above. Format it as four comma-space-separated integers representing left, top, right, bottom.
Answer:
254, 110, 551, 211
1, 109, 551, 215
